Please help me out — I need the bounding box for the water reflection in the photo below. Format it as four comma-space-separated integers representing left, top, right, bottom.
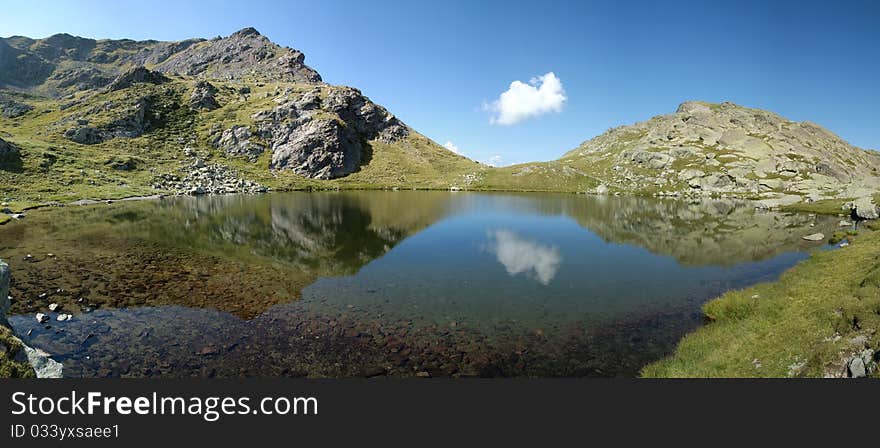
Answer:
0, 192, 844, 377
486, 229, 561, 285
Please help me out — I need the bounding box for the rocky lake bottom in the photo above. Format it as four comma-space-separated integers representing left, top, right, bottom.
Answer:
0, 191, 846, 377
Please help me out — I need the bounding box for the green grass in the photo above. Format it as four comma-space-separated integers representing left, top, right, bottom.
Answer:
0, 326, 36, 378
642, 229, 880, 378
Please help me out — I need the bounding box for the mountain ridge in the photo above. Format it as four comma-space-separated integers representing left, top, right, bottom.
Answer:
0, 27, 878, 215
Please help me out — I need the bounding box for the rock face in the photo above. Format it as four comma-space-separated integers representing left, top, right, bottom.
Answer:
106, 66, 169, 92
255, 86, 409, 179
564, 101, 880, 201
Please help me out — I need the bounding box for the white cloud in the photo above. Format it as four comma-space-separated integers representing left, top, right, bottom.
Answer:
443, 141, 460, 154
486, 229, 562, 285
485, 72, 567, 125
486, 154, 503, 167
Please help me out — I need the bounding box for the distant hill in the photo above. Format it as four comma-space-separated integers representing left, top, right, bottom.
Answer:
482, 101, 880, 208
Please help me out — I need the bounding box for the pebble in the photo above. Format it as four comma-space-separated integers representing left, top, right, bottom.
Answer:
415, 371, 431, 378
35, 313, 49, 323
48, 303, 60, 311
57, 314, 73, 322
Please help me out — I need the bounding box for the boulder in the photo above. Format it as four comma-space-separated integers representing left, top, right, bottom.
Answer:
64, 126, 103, 144
0, 137, 21, 163
190, 80, 220, 111
852, 197, 879, 220
848, 357, 866, 378
21, 346, 63, 378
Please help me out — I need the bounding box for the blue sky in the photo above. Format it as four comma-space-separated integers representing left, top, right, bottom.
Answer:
2, 0, 878, 165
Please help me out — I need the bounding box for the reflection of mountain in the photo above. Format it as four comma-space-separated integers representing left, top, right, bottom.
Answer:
153, 192, 460, 273
467, 193, 838, 266
0, 191, 838, 319
486, 229, 561, 284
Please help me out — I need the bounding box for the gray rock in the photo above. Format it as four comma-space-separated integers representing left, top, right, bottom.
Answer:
0, 99, 34, 118
269, 118, 363, 179
64, 126, 103, 144
190, 80, 220, 111
801, 233, 825, 241
852, 197, 879, 220
848, 357, 866, 378
105, 66, 169, 92
213, 125, 265, 161
22, 345, 63, 378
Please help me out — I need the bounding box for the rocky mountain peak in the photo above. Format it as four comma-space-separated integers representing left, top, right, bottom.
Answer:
230, 27, 262, 38
154, 28, 321, 83
567, 101, 880, 205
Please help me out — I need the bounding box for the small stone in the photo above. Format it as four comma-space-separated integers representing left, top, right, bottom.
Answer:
801, 233, 824, 241
839, 221, 852, 227
415, 371, 431, 378
48, 303, 60, 311
56, 314, 72, 322
35, 313, 49, 323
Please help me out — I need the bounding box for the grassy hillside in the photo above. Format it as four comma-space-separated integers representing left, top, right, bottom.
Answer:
643, 220, 880, 378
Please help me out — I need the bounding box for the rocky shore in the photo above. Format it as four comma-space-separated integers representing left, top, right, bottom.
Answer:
0, 259, 63, 378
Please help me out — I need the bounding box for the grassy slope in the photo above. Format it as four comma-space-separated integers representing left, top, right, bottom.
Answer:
643, 227, 880, 377
0, 79, 485, 210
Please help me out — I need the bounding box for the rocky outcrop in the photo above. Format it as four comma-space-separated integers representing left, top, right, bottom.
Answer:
253, 86, 409, 179
106, 66, 169, 92
269, 118, 363, 179
190, 80, 219, 111
212, 125, 265, 161
565, 101, 880, 202
0, 137, 21, 163
0, 99, 33, 118
64, 95, 152, 144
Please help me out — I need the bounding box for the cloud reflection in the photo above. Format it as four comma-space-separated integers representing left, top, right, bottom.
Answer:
486, 229, 561, 285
